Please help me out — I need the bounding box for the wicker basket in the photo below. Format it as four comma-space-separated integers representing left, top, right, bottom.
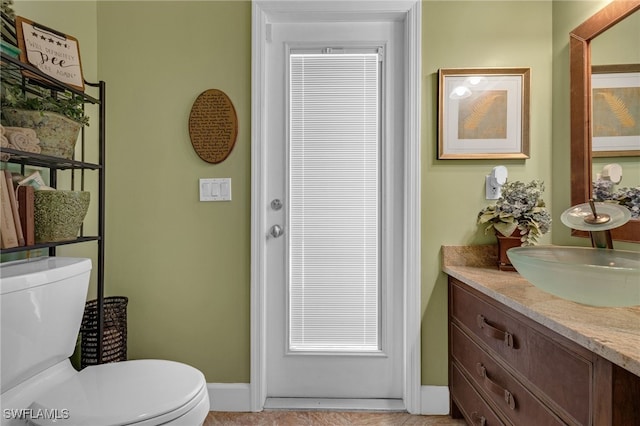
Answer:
80, 296, 128, 368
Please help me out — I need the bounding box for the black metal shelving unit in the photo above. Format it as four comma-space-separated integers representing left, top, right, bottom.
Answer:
1, 52, 107, 363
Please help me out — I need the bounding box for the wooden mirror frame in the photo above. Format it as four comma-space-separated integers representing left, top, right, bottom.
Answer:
570, 0, 640, 242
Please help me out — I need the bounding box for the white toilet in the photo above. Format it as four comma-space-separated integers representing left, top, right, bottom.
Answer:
0, 257, 210, 426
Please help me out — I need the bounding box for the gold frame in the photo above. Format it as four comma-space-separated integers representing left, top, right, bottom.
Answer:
438, 67, 530, 160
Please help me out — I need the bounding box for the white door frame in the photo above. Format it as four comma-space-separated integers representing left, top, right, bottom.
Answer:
250, 0, 422, 414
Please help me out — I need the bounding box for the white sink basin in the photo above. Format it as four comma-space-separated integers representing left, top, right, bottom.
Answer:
507, 246, 640, 307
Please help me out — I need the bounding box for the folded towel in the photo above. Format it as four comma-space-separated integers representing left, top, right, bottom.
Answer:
6, 130, 29, 150
4, 126, 37, 139
4, 127, 41, 152
1, 126, 42, 157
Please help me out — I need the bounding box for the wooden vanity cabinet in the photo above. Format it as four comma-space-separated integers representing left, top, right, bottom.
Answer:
448, 277, 640, 426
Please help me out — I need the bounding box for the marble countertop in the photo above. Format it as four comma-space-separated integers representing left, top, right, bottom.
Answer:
442, 245, 640, 377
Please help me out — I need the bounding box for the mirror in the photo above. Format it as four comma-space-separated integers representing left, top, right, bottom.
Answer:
570, 0, 640, 242
592, 9, 640, 191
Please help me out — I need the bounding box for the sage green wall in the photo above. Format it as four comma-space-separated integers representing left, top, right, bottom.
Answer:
551, 0, 596, 248
421, 0, 553, 384
97, 0, 553, 386
97, 1, 252, 382
12, 0, 632, 388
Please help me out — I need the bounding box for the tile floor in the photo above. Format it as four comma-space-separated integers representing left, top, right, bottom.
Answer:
204, 411, 466, 425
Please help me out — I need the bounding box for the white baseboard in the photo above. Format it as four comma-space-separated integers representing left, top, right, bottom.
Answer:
206, 383, 449, 415
420, 385, 450, 415
264, 398, 405, 411
207, 383, 252, 412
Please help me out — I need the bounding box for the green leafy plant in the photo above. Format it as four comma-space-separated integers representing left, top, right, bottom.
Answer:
477, 180, 551, 246
1, 84, 89, 126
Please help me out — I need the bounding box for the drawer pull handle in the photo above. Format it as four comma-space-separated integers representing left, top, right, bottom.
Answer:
470, 411, 487, 426
476, 363, 516, 410
477, 314, 514, 348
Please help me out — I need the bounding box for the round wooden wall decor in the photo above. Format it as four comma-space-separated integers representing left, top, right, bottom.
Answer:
188, 89, 238, 164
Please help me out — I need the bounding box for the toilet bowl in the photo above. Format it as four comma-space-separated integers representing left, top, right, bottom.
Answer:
0, 257, 210, 426
27, 360, 209, 426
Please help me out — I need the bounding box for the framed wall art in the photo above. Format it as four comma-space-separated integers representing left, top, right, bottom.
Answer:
591, 64, 640, 157
438, 67, 530, 159
188, 89, 238, 164
15, 16, 85, 91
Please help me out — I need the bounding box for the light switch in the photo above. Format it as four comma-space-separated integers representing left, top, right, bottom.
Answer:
202, 182, 211, 197
199, 178, 232, 201
210, 183, 220, 197
220, 181, 229, 197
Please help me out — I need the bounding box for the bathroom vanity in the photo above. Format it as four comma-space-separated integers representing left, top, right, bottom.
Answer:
443, 246, 640, 426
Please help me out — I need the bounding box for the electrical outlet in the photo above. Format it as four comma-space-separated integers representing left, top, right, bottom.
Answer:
485, 175, 500, 200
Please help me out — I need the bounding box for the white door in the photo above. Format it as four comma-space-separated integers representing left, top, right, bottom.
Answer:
264, 19, 406, 400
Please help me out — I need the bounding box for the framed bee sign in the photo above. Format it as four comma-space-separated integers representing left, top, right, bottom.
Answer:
15, 16, 85, 91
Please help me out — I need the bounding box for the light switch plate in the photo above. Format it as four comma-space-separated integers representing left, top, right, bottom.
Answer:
199, 178, 232, 201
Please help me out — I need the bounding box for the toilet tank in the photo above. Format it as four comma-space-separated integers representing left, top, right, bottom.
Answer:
0, 257, 92, 393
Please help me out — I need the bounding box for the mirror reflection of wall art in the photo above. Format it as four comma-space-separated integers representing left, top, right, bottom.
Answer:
592, 64, 640, 158
438, 68, 530, 159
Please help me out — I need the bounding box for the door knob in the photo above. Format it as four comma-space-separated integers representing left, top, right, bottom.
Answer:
270, 224, 284, 238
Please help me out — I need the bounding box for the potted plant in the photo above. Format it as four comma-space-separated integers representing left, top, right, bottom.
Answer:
1, 84, 89, 159
477, 180, 551, 270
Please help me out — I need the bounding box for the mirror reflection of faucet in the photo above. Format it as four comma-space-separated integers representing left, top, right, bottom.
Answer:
561, 200, 631, 249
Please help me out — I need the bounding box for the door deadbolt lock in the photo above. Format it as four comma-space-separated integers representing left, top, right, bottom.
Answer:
269, 224, 284, 238
271, 198, 283, 211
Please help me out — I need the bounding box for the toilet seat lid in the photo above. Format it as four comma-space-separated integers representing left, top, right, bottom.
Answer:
29, 360, 206, 426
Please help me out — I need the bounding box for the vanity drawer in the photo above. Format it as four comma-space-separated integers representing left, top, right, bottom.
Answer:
450, 279, 592, 425
451, 362, 509, 426
451, 323, 566, 426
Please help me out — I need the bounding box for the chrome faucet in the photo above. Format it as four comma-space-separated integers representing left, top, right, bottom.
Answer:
585, 200, 614, 249
561, 199, 631, 250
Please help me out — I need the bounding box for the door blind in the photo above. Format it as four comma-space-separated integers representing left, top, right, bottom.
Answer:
289, 53, 380, 351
